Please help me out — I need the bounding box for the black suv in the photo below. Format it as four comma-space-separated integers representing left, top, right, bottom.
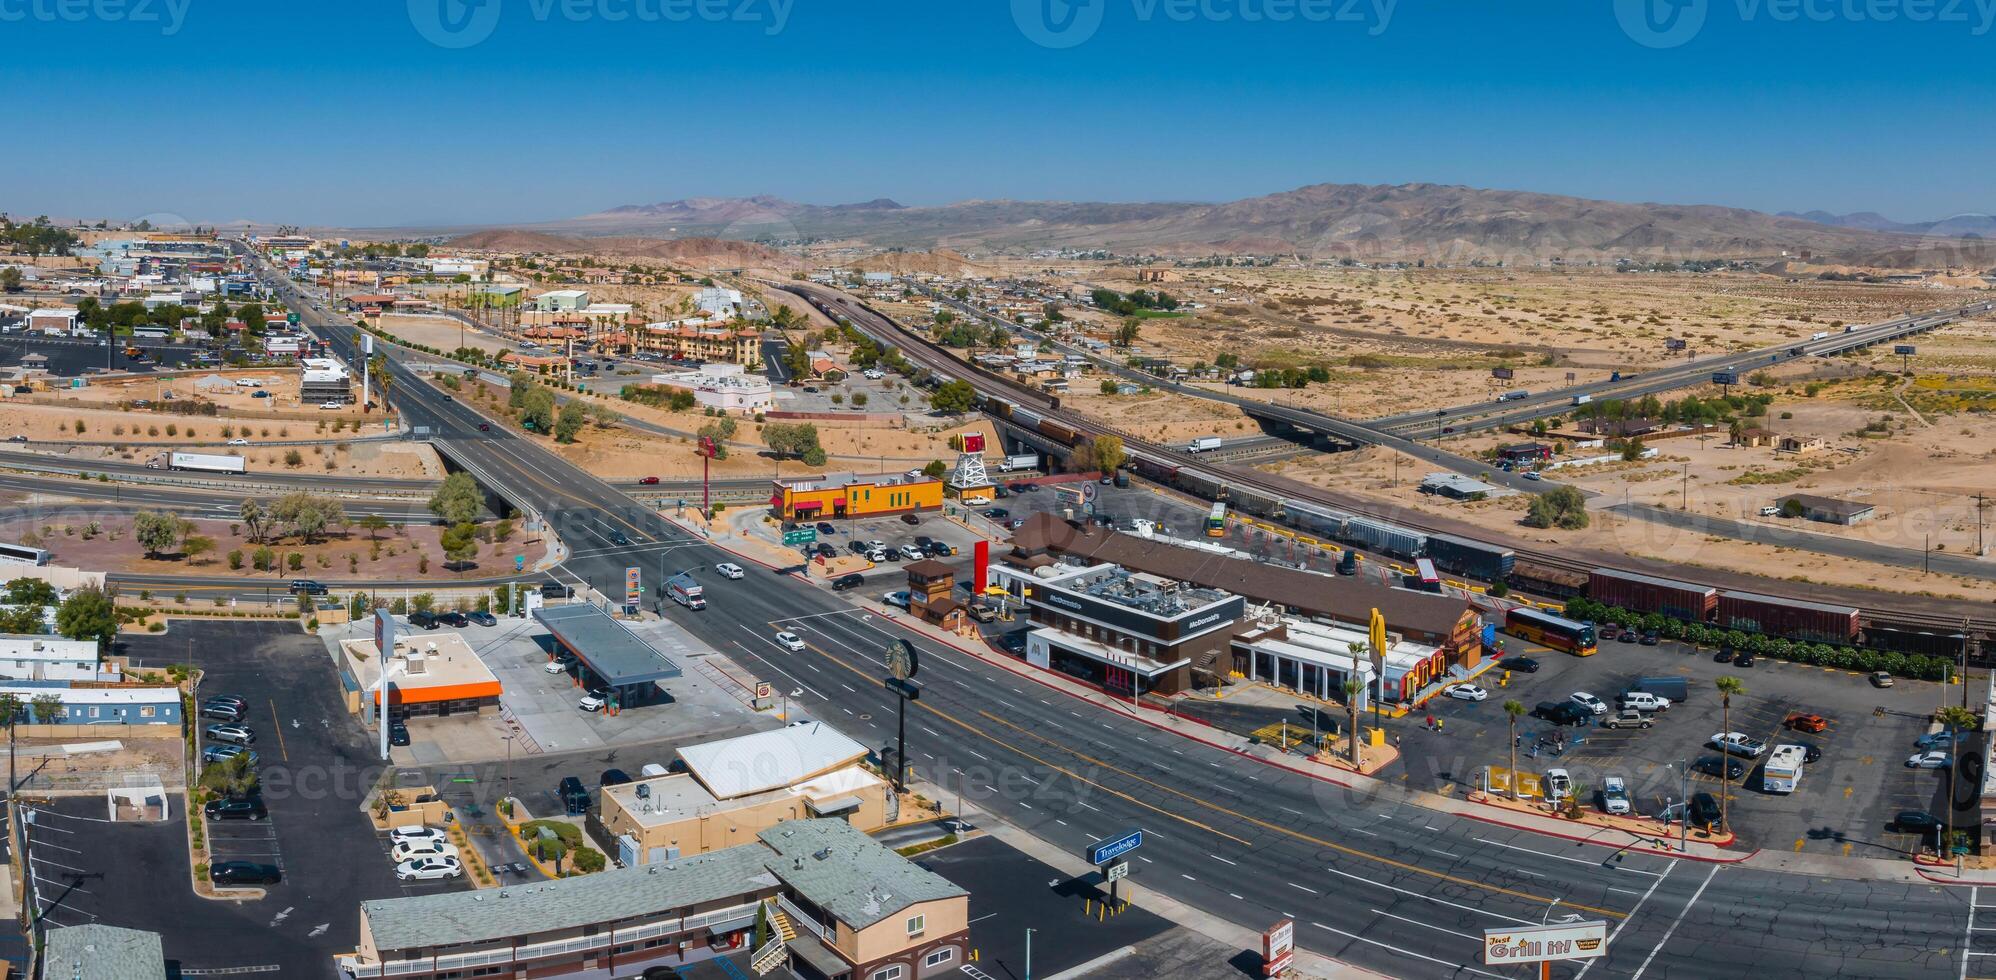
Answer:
830, 573, 866, 592
408, 611, 439, 629
210, 861, 282, 886
289, 579, 328, 595
541, 582, 575, 598
1531, 701, 1588, 726
559, 776, 590, 815
437, 611, 469, 628
204, 796, 268, 822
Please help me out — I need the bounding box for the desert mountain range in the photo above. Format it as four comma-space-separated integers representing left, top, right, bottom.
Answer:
466, 182, 1995, 268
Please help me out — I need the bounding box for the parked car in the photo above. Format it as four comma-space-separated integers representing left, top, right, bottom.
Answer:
1784, 713, 1829, 734
206, 724, 255, 746
1618, 692, 1670, 713
544, 656, 574, 675
1693, 756, 1746, 780
201, 702, 244, 722
202, 694, 247, 710
1499, 656, 1540, 673
900, 514, 921, 526
391, 839, 459, 863
865, 548, 890, 563
395, 856, 463, 881
1907, 750, 1952, 770
1532, 701, 1588, 726
1640, 631, 1660, 646
897, 544, 925, 561
389, 825, 449, 848
1544, 768, 1572, 801
830, 573, 866, 592
204, 796, 268, 822
1660, 791, 1724, 829
541, 582, 575, 599
436, 611, 468, 628
1618, 629, 1639, 643
1569, 692, 1607, 716
1444, 684, 1488, 702
210, 861, 282, 886
1600, 775, 1631, 815
1708, 732, 1767, 757
1892, 810, 1944, 835
967, 602, 997, 623
983, 508, 1010, 520
601, 768, 633, 787
815, 522, 837, 536
389, 721, 410, 747
1871, 671, 1895, 688
467, 610, 497, 627
716, 563, 745, 580
408, 610, 439, 629
882, 591, 911, 609
1916, 730, 1958, 750
1712, 648, 1735, 663
814, 543, 838, 560
1601, 709, 1653, 730
559, 775, 589, 815
847, 541, 873, 557
775, 631, 807, 652
926, 541, 955, 557
578, 691, 608, 712
202, 744, 256, 765
1734, 652, 1756, 668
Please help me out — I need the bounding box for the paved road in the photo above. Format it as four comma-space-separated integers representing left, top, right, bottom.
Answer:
245, 245, 1975, 978
1610, 502, 1996, 583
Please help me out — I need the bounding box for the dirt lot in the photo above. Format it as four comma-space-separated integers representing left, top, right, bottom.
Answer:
377, 313, 511, 355
24, 368, 372, 419
1, 515, 545, 581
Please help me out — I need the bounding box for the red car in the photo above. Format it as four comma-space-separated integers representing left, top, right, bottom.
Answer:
478, 423, 491, 431
1784, 713, 1829, 734
638, 476, 660, 485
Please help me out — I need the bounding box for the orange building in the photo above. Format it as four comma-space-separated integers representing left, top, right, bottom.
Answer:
337, 632, 503, 722
771, 471, 944, 520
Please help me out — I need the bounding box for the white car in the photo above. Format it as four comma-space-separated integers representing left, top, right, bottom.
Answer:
394, 855, 463, 881
388, 825, 448, 848
1444, 684, 1488, 702
716, 563, 745, 580
1708, 732, 1768, 757
1907, 750, 1952, 770
1601, 775, 1631, 815
227, 438, 250, 446
390, 839, 459, 863
578, 692, 607, 712
897, 544, 925, 561
775, 631, 806, 652
865, 549, 889, 563
1569, 692, 1607, 716
1618, 691, 1670, 712
544, 658, 571, 674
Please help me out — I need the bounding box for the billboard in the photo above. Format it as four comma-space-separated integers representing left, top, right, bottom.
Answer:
1894, 345, 1917, 356
1483, 921, 1608, 965
1711, 371, 1740, 386
959, 432, 985, 454
1490, 367, 1515, 380
373, 607, 396, 658
1263, 919, 1295, 978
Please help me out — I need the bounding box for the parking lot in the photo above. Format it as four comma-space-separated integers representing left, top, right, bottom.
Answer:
0, 332, 212, 376
1402, 630, 1961, 853
56, 620, 452, 973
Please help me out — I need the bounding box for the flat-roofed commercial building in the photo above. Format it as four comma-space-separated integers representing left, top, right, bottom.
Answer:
992, 561, 1245, 696
772, 472, 944, 521
43, 924, 167, 980
0, 633, 118, 682
339, 819, 967, 980
647, 362, 772, 414
1233, 618, 1451, 708
630, 319, 762, 367
600, 723, 889, 864
337, 631, 502, 722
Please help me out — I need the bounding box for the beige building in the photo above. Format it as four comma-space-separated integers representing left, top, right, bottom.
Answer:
601, 723, 891, 864
336, 631, 503, 722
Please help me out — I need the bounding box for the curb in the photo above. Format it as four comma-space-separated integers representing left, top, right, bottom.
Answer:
1453, 805, 1758, 864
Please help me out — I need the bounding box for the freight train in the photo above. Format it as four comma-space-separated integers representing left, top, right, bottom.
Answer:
1579, 568, 1964, 655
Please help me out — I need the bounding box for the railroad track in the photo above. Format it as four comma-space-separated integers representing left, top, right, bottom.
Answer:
776, 282, 1996, 640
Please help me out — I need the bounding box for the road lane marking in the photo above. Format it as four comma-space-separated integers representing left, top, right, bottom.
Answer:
1370, 908, 1477, 940
1630, 863, 1720, 980
1325, 867, 1534, 925
1579, 861, 1676, 979
1472, 836, 1663, 876
1308, 922, 1510, 980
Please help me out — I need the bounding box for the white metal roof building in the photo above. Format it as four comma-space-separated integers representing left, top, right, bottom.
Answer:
676, 723, 869, 800
0, 633, 114, 682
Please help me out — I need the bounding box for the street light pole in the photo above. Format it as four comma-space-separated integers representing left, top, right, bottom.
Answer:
1025, 928, 1036, 980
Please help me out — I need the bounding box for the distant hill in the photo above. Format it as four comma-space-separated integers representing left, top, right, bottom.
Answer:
525, 183, 1970, 266
446, 230, 796, 270
1780, 209, 1996, 239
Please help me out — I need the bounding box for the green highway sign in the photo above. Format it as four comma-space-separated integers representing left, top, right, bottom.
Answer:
783, 528, 818, 546
287, 312, 300, 324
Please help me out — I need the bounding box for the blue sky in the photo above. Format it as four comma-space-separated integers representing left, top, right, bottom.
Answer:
8, 0, 1993, 227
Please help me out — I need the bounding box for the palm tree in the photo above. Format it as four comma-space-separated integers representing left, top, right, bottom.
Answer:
1713, 675, 1745, 834
1503, 699, 1527, 800
1937, 705, 1978, 858
1346, 641, 1367, 765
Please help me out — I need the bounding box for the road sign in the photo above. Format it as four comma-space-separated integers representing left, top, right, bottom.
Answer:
287, 312, 300, 325
1263, 919, 1295, 978
1711, 371, 1740, 386
1483, 921, 1608, 966
1088, 829, 1144, 866
624, 567, 641, 606
1894, 344, 1917, 356
515, 555, 526, 571
782, 528, 818, 546
1104, 861, 1129, 882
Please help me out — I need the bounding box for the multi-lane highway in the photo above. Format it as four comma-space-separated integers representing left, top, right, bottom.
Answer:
240, 243, 1981, 978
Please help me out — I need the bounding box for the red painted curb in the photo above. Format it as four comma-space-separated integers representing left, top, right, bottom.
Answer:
1455, 804, 1756, 864
1913, 865, 1996, 886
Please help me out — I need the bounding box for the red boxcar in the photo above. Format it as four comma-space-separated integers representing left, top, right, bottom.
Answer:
1716, 590, 1860, 646
1589, 568, 1718, 623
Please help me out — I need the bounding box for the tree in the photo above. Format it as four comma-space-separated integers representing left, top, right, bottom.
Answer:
1503, 700, 1527, 800
428, 472, 483, 526
3, 578, 57, 606
1620, 438, 1647, 462
182, 535, 214, 563
1086, 435, 1126, 473
1523, 485, 1590, 530
30, 693, 63, 727
921, 460, 948, 480
271, 492, 345, 545
132, 511, 185, 558
554, 401, 587, 443
360, 513, 389, 540
55, 587, 117, 652
697, 417, 737, 460
928, 380, 977, 415
783, 341, 812, 381
0, 267, 21, 292
1115, 317, 1142, 348
440, 522, 479, 563
762, 422, 824, 461
518, 387, 556, 432
1712, 675, 1744, 834
239, 498, 269, 544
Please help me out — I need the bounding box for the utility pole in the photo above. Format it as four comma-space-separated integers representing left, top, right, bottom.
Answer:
1975, 493, 1988, 557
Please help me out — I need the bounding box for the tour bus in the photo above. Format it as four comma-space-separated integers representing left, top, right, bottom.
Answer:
1504, 607, 1599, 656
1205, 502, 1227, 538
